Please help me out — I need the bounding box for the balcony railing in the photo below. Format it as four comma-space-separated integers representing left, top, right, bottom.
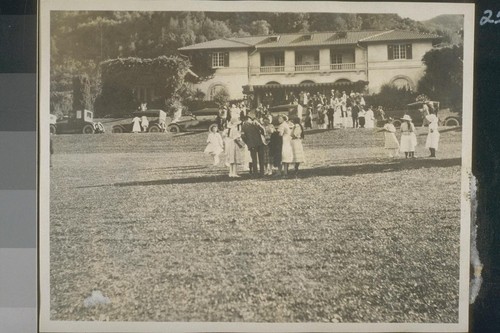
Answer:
260, 66, 285, 73
295, 64, 320, 72
330, 63, 356, 71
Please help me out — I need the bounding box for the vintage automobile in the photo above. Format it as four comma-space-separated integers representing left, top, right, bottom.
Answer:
380, 101, 461, 128
268, 104, 304, 125
52, 109, 104, 134
166, 107, 220, 133
49, 114, 58, 134
107, 110, 167, 133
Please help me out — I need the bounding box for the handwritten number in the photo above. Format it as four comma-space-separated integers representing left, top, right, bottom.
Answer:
480, 10, 494, 25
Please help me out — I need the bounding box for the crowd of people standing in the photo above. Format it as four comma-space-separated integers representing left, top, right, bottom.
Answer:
204, 103, 305, 178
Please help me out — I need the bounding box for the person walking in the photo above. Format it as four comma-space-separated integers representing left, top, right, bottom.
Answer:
400, 115, 417, 158
241, 116, 266, 177
425, 113, 440, 157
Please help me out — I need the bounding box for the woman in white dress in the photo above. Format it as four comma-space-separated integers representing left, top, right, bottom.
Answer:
365, 106, 375, 129
290, 117, 305, 177
132, 116, 141, 133
141, 115, 149, 132
425, 113, 440, 157
223, 117, 244, 177
278, 115, 293, 178
399, 115, 417, 158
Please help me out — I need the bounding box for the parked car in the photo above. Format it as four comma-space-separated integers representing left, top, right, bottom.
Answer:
379, 101, 461, 127
268, 104, 304, 125
107, 110, 167, 133
166, 107, 220, 133
52, 109, 103, 134
49, 114, 58, 134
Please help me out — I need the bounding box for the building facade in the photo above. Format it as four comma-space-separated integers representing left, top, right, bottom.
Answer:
178, 30, 440, 105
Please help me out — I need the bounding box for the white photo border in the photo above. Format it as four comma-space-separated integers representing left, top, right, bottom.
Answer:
39, 1, 475, 332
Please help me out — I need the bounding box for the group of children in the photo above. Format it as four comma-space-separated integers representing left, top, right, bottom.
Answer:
204, 113, 305, 178
379, 113, 441, 158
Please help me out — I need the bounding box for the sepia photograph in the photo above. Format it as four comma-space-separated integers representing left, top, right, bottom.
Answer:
39, 1, 474, 332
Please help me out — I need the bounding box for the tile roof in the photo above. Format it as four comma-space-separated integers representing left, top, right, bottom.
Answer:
360, 30, 441, 42
178, 30, 440, 51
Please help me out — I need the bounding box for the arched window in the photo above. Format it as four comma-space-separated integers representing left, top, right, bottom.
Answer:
390, 76, 414, 90
208, 84, 227, 101
299, 80, 315, 85
266, 81, 280, 85
334, 79, 351, 84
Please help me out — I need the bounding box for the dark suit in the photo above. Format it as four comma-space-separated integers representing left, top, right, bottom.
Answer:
241, 121, 265, 175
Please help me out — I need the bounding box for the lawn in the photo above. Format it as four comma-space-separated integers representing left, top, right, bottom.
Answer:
49, 126, 462, 323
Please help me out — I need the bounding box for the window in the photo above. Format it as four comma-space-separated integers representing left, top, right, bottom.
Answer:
211, 52, 228, 68
388, 44, 412, 60
331, 53, 343, 64
274, 54, 284, 66
209, 84, 227, 101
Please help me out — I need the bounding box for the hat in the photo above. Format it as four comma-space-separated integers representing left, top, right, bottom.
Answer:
401, 115, 412, 121
425, 114, 438, 123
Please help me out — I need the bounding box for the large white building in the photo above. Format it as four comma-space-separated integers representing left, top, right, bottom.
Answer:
178, 30, 440, 104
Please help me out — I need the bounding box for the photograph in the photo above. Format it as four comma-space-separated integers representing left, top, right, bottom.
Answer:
39, 1, 474, 332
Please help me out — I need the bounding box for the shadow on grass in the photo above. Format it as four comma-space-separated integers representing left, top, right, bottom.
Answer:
107, 157, 461, 187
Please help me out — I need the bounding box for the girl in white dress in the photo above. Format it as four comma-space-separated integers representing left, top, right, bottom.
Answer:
204, 126, 224, 165
141, 115, 149, 132
278, 115, 293, 178
425, 114, 440, 157
365, 106, 375, 129
378, 118, 399, 157
132, 116, 141, 133
399, 115, 417, 158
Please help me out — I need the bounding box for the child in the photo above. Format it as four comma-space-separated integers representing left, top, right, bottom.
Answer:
400, 115, 417, 158
378, 118, 399, 157
204, 126, 224, 165
291, 117, 305, 177
425, 113, 440, 157
141, 115, 149, 132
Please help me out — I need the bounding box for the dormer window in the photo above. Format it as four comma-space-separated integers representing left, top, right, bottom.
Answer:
303, 34, 312, 40
268, 36, 280, 42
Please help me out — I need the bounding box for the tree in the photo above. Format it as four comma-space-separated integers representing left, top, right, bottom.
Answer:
418, 44, 463, 111
72, 75, 92, 111
212, 87, 230, 108
365, 84, 418, 110
96, 55, 191, 116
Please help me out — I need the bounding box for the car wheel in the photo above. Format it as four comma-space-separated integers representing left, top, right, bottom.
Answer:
112, 126, 123, 133
50, 124, 56, 135
208, 123, 218, 132
167, 124, 181, 133
392, 120, 402, 128
444, 117, 460, 127
148, 125, 160, 133
82, 124, 95, 134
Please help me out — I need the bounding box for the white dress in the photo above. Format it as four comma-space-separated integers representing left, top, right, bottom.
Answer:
141, 116, 149, 131
132, 117, 141, 132
224, 125, 243, 164
365, 110, 375, 128
204, 132, 224, 155
425, 120, 440, 150
279, 122, 293, 163
290, 125, 305, 163
383, 123, 399, 149
400, 122, 417, 152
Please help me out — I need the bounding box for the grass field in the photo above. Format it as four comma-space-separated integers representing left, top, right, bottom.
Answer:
49, 126, 462, 323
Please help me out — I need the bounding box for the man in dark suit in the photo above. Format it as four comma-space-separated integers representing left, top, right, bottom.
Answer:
241, 116, 265, 176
